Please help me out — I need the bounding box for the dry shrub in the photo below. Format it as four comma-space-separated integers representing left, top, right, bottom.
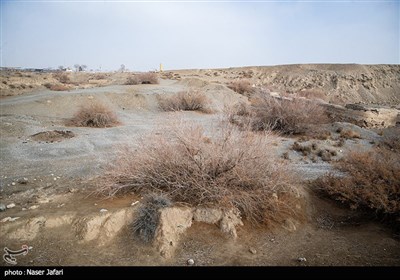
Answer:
340, 129, 361, 139
126, 72, 158, 85
227, 79, 254, 95
67, 103, 119, 128
98, 123, 303, 225
53, 72, 71, 84
249, 93, 328, 134
158, 90, 211, 113
224, 102, 252, 129
44, 83, 70, 91
314, 148, 400, 215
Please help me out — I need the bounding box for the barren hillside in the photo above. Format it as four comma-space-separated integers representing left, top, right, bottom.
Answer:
2, 64, 399, 106
169, 64, 400, 105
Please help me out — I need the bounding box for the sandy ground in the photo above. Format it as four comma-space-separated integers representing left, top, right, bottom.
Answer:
0, 69, 399, 266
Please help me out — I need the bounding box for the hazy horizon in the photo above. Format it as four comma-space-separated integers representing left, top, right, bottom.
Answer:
1, 0, 399, 71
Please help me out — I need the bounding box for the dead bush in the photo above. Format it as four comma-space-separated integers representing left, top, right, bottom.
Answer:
132, 194, 172, 243
98, 123, 304, 225
157, 90, 211, 113
227, 79, 254, 95
126, 72, 158, 85
249, 93, 328, 134
67, 103, 120, 128
44, 83, 70, 91
314, 148, 400, 215
53, 72, 71, 84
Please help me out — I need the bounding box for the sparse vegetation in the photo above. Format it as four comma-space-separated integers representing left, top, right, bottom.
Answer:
67, 103, 120, 128
157, 90, 211, 113
98, 123, 304, 225
227, 79, 254, 95
291, 141, 337, 162
126, 72, 158, 85
292, 142, 312, 156
53, 72, 71, 84
314, 148, 400, 215
132, 194, 172, 243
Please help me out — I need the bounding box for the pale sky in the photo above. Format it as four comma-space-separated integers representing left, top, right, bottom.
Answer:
1, 0, 399, 71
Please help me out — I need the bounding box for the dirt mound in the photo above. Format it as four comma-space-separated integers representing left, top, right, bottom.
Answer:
253, 64, 400, 105
30, 130, 75, 142
173, 64, 400, 105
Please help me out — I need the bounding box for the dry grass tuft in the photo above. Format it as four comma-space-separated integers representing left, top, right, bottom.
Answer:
126, 72, 158, 85
227, 79, 255, 95
67, 103, 120, 128
314, 148, 400, 215
158, 90, 211, 113
98, 123, 304, 225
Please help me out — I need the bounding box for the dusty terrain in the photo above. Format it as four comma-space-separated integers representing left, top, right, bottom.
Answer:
0, 64, 399, 266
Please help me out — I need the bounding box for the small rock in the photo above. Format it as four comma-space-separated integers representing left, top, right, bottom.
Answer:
37, 198, 50, 204
29, 205, 39, 210
99, 209, 108, 213
270, 238, 275, 242
1, 217, 20, 222
249, 247, 257, 254
6, 203, 16, 209
53, 178, 57, 181
187, 259, 195, 266
297, 257, 307, 262
11, 182, 16, 186
22, 208, 27, 211
18, 178, 28, 184
131, 201, 139, 206
68, 188, 77, 193
0, 203, 6, 211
